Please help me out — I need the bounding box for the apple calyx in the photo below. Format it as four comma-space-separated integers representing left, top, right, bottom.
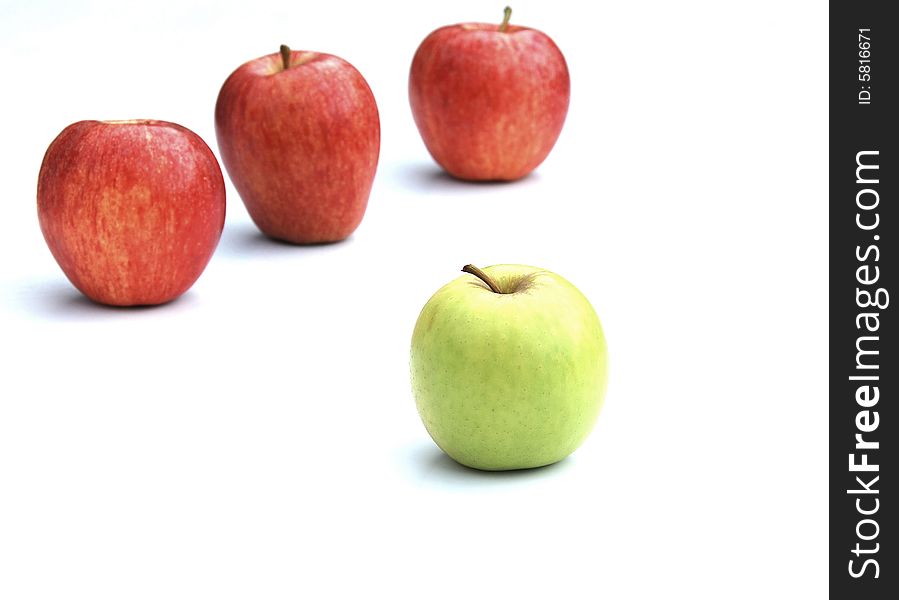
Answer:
280, 44, 291, 71
462, 264, 503, 294
499, 6, 512, 32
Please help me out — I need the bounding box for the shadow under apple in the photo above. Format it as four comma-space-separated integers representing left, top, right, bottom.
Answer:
402, 441, 575, 490
393, 162, 541, 194
213, 222, 352, 260
11, 279, 196, 322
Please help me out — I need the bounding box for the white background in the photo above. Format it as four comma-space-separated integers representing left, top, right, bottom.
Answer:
0, 1, 828, 598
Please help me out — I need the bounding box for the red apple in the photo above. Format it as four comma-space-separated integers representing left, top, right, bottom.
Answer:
215, 45, 380, 244
37, 120, 226, 306
409, 7, 570, 181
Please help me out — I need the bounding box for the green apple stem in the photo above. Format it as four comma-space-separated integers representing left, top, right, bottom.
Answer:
499, 6, 512, 32
462, 264, 503, 294
280, 44, 291, 70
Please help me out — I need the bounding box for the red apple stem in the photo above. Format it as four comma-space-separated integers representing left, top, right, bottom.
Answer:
280, 44, 291, 70
499, 6, 512, 32
462, 264, 503, 294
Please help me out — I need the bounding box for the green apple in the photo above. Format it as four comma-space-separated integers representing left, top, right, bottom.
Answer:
410, 264, 608, 471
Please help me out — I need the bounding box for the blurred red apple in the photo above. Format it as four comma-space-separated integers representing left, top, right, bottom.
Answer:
37, 119, 226, 306
409, 7, 570, 181
215, 45, 380, 244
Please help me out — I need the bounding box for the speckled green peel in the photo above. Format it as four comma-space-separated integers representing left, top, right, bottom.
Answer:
410, 264, 608, 471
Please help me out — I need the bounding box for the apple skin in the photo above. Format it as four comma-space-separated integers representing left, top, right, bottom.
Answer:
215, 49, 380, 244
37, 120, 226, 306
410, 265, 608, 471
409, 15, 570, 181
